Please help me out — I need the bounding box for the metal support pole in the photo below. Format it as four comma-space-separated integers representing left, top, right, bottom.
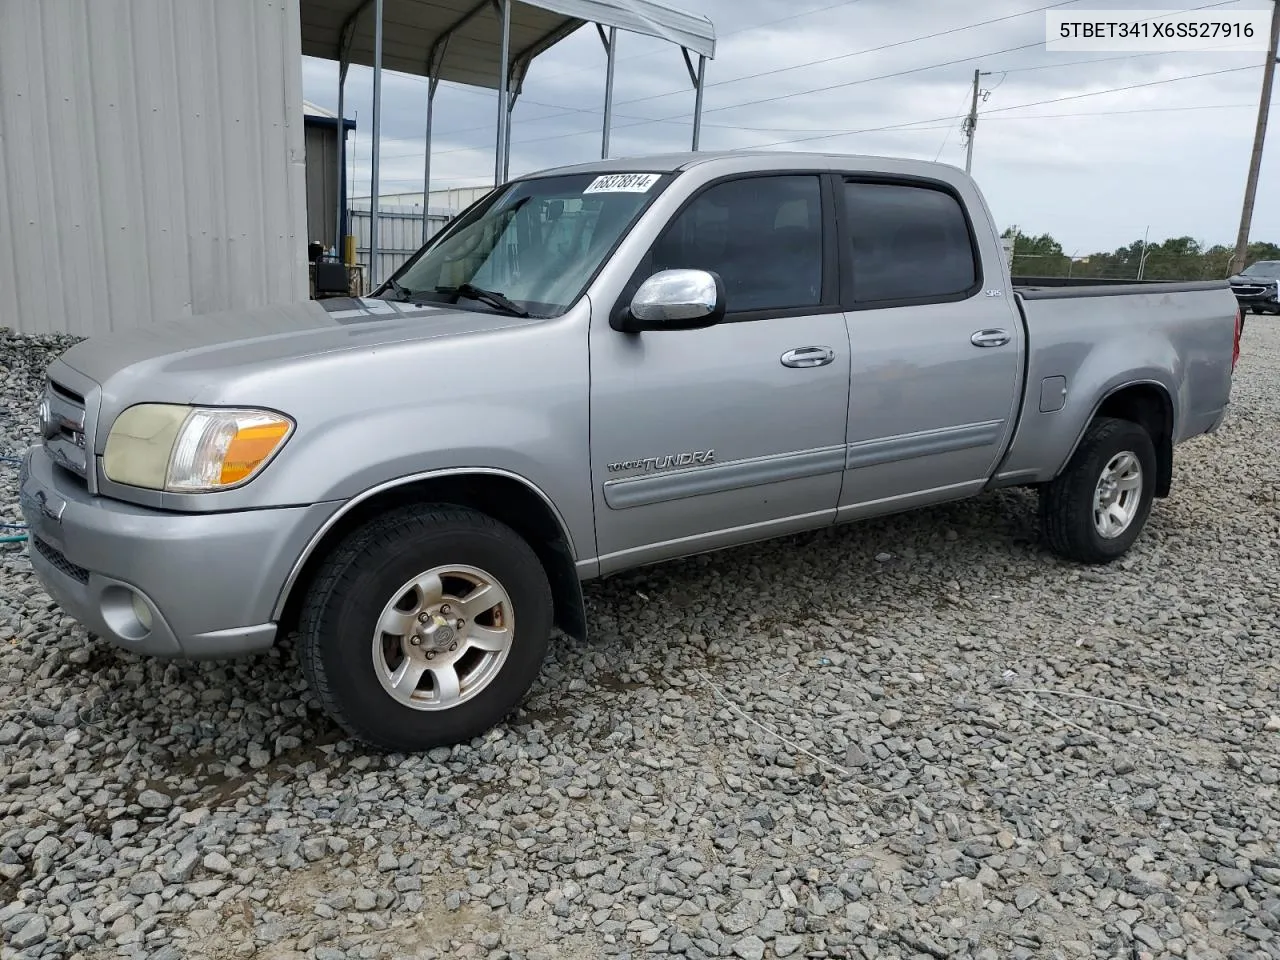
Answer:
495, 0, 511, 186
599, 25, 616, 159
423, 76, 440, 243
503, 94, 515, 181
1230, 0, 1280, 276
422, 38, 449, 245
369, 0, 384, 289
335, 61, 348, 257
964, 68, 980, 174
692, 54, 706, 151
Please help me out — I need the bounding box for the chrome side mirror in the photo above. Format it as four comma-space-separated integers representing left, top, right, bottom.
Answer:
617, 269, 725, 332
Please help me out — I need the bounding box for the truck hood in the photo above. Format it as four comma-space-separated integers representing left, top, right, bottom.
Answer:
55, 296, 541, 389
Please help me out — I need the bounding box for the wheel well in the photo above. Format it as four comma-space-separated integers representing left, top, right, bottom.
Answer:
1094, 384, 1174, 497
277, 475, 587, 642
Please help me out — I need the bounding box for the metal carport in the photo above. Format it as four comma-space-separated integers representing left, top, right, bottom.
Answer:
299, 0, 717, 287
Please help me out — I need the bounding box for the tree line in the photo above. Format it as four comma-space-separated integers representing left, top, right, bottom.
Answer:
1002, 227, 1280, 281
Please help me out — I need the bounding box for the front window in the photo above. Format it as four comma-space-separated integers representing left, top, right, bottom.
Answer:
650, 174, 824, 313
387, 172, 669, 317
1243, 261, 1280, 278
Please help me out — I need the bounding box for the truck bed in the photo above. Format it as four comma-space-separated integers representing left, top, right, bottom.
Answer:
991, 277, 1238, 488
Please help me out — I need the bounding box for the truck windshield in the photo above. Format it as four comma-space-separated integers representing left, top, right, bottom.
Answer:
385, 172, 669, 317
1243, 261, 1280, 278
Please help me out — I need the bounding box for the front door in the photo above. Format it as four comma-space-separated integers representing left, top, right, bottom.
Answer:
589, 172, 851, 574
835, 174, 1024, 520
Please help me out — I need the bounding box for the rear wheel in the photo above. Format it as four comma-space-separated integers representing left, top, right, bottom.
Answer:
298, 504, 553, 752
1039, 417, 1157, 564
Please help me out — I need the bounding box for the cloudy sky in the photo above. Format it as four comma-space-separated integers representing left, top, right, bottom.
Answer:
301, 0, 1278, 253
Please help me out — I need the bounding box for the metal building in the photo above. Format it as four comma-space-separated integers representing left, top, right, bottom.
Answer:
0, 0, 310, 337
0, 0, 714, 336
303, 101, 357, 254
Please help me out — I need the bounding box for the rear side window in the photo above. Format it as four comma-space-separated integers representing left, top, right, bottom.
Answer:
650, 175, 823, 314
843, 181, 978, 304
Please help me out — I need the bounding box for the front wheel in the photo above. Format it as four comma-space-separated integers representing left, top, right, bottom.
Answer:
1038, 417, 1157, 564
298, 504, 553, 752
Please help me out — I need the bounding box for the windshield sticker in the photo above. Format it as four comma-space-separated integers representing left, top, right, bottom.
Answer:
584, 173, 661, 194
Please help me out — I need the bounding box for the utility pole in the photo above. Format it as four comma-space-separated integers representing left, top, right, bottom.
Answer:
962, 69, 991, 174
1230, 0, 1280, 276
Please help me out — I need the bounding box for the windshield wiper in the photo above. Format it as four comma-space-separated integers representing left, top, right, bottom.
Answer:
434, 283, 529, 317
382, 277, 414, 302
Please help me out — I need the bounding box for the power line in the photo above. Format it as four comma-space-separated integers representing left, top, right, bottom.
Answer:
355, 99, 1260, 192
352, 0, 1247, 166
344, 0, 1086, 156
369, 33, 1256, 162
602, 0, 1239, 113
359, 101, 1259, 178
365, 35, 1047, 164
498, 1, 1256, 149
936, 88, 978, 161
344, 0, 1255, 169
529, 51, 1258, 154
356, 98, 1260, 190
609, 0, 1083, 108
735, 63, 1261, 150
365, 58, 1259, 165
955, 101, 1255, 122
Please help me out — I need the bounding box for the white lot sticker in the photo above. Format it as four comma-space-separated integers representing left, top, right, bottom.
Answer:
584, 173, 661, 194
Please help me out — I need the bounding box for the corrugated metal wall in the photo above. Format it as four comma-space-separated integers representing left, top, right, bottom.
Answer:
0, 0, 308, 337
348, 204, 451, 285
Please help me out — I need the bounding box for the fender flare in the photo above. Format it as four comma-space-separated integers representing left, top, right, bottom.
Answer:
270, 466, 579, 622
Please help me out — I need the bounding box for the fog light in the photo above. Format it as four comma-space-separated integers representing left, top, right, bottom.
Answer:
100, 585, 154, 642
131, 593, 153, 632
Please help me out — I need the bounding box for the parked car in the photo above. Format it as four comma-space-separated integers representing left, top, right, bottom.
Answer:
1229, 259, 1280, 316
21, 151, 1242, 752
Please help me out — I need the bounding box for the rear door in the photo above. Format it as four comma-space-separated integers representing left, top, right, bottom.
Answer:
835, 174, 1024, 520
588, 172, 851, 573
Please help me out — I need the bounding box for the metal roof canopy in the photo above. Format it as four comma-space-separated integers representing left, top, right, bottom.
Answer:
301, 0, 717, 286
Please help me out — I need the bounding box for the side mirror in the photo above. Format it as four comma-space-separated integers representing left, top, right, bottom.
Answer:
613, 269, 725, 332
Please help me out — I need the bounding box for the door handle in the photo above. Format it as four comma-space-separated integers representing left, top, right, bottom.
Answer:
970, 329, 1010, 348
781, 346, 835, 368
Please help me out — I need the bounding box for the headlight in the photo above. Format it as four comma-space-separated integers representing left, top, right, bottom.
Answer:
103, 404, 294, 492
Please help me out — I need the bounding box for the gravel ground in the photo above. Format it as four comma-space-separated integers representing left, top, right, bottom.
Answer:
0, 322, 1278, 960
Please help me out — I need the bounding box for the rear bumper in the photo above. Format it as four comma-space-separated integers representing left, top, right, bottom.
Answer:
19, 446, 338, 659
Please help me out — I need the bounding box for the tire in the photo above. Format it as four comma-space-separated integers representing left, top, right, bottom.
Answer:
1038, 416, 1157, 564
298, 504, 553, 752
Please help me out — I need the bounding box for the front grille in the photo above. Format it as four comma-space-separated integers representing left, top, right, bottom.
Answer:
31, 536, 89, 585
41, 378, 88, 482
1233, 281, 1272, 295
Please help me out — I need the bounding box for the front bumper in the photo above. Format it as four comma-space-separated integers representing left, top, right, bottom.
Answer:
18, 446, 338, 659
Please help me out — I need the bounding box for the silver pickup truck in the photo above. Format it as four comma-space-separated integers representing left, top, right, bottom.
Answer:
20, 151, 1241, 752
